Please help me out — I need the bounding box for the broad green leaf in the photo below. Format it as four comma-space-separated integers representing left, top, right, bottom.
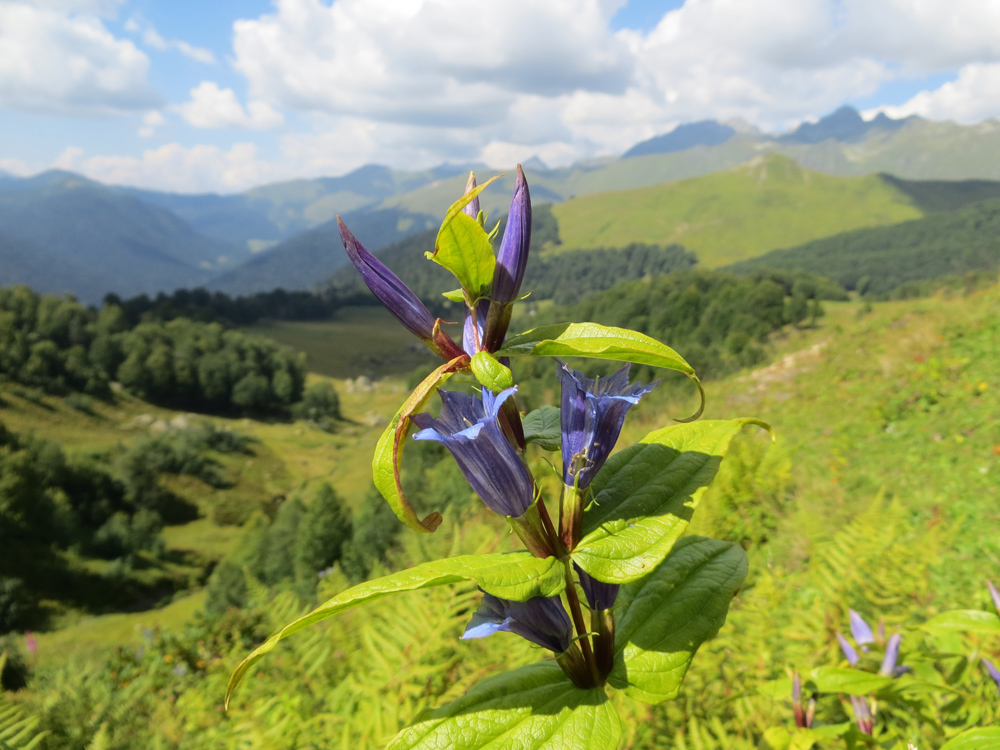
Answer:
442, 288, 466, 302
523, 405, 561, 451
803, 667, 894, 696
226, 553, 566, 709
373, 355, 468, 533
387, 662, 621, 750
921, 609, 1000, 634
573, 419, 770, 584
608, 536, 748, 703
470, 351, 513, 393
430, 211, 496, 299
940, 727, 1000, 750
498, 322, 695, 375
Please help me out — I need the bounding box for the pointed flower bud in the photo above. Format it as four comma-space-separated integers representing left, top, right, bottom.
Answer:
988, 580, 1000, 616
412, 387, 533, 518
849, 609, 875, 650
462, 299, 489, 356
558, 362, 659, 490
462, 592, 573, 654
879, 632, 905, 676
850, 695, 873, 735
574, 563, 619, 611
462, 171, 481, 220
792, 672, 806, 728
837, 632, 860, 666
338, 217, 436, 342
984, 657, 1000, 696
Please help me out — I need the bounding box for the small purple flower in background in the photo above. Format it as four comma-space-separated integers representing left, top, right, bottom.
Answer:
558, 362, 659, 490
879, 632, 908, 677
984, 657, 1000, 696
850, 695, 874, 735
988, 580, 1000, 616
574, 564, 619, 611
850, 609, 875, 651
462, 592, 573, 654
413, 387, 533, 518
837, 632, 860, 666
462, 171, 481, 220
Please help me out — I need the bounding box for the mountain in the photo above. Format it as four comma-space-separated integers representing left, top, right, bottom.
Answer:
0, 171, 232, 302
126, 162, 474, 254
623, 120, 736, 158
209, 207, 437, 295
0, 231, 109, 298
727, 197, 1000, 296
547, 154, 923, 267
778, 105, 912, 144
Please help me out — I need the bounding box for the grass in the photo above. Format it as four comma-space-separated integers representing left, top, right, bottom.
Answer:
248, 306, 442, 379
549, 154, 922, 266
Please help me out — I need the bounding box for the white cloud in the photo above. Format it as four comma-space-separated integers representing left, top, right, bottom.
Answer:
0, 1, 157, 115
124, 15, 216, 64
178, 82, 284, 130
873, 63, 1000, 123
53, 142, 278, 193
138, 110, 165, 137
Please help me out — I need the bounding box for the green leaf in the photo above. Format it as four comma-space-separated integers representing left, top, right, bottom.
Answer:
430, 211, 495, 299
498, 322, 696, 374
373, 355, 468, 533
442, 288, 466, 302
387, 662, 621, 750
573, 419, 770, 584
470, 351, 513, 393
921, 609, 1000, 634
940, 727, 1000, 750
226, 552, 566, 709
523, 405, 561, 451
608, 536, 748, 703
803, 667, 894, 696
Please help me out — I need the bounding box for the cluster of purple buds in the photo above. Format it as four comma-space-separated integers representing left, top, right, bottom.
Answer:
339, 165, 657, 689
850, 695, 874, 735
836, 609, 908, 677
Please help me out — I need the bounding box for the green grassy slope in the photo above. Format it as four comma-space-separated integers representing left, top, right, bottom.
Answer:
549, 154, 923, 266
728, 198, 1000, 294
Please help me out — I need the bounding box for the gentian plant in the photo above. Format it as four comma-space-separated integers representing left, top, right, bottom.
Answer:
226, 166, 768, 748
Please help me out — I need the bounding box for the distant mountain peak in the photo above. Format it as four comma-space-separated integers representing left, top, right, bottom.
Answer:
779, 105, 912, 144
623, 120, 736, 159
521, 156, 549, 172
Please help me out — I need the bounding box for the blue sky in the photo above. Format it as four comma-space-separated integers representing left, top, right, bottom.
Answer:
1, 0, 998, 193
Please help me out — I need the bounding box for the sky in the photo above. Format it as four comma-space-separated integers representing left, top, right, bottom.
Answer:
2, 0, 1000, 194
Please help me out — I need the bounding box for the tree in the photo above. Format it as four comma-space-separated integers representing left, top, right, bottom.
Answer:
294, 483, 353, 585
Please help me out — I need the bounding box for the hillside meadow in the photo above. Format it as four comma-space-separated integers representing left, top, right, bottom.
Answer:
1, 278, 998, 748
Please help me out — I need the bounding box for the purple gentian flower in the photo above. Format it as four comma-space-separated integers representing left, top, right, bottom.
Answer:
462, 592, 572, 654
988, 580, 1000, 615
558, 362, 659, 490
850, 695, 873, 735
462, 171, 481, 219
879, 633, 907, 676
491, 164, 531, 306
850, 610, 875, 651
574, 563, 619, 611
412, 387, 533, 518
983, 657, 1000, 695
462, 299, 489, 356
837, 633, 860, 666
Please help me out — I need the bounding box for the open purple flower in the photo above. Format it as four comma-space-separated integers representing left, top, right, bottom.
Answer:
412, 387, 533, 518
849, 610, 875, 651
575, 563, 619, 611
837, 633, 860, 666
558, 362, 659, 490
462, 592, 572, 654
983, 657, 1000, 696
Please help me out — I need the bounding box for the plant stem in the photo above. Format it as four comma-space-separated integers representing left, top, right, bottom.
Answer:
562, 563, 601, 687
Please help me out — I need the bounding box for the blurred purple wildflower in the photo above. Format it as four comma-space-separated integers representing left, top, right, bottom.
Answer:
849, 609, 875, 651
837, 632, 860, 666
